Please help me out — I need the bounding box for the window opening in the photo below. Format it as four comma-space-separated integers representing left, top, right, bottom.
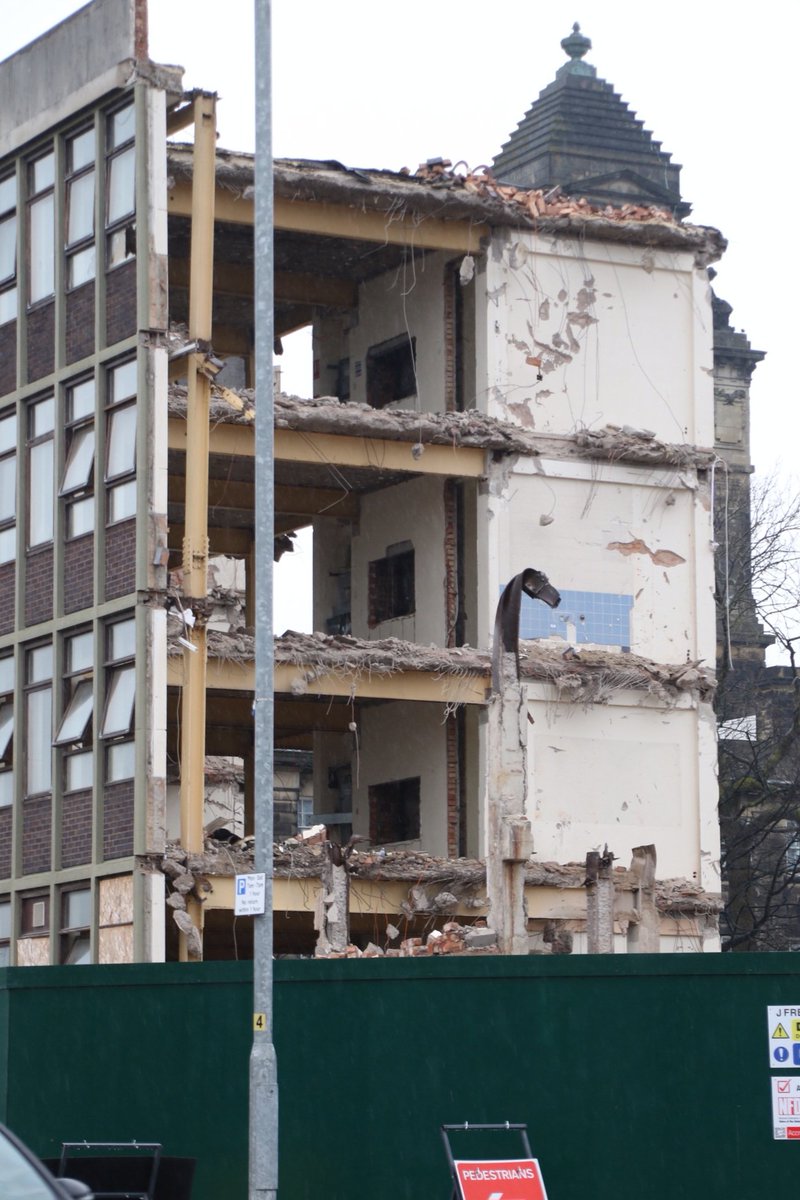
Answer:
101, 617, 135, 752
0, 172, 17, 324
0, 654, 13, 809
368, 543, 415, 625
24, 643, 52, 797
0, 411, 16, 563
61, 376, 96, 537
369, 777, 421, 845
106, 103, 136, 270
20, 893, 49, 936
105, 359, 136, 523
0, 898, 9, 965
65, 125, 96, 289
55, 629, 94, 780
60, 887, 91, 964
27, 149, 55, 305
366, 335, 416, 409
27, 396, 54, 547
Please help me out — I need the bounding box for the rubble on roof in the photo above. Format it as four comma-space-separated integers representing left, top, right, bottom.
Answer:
167, 382, 716, 470
155, 839, 720, 921
165, 627, 715, 703
166, 146, 726, 262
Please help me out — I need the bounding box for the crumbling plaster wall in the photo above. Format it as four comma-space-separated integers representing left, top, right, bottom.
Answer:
354, 701, 449, 856
480, 230, 714, 446
347, 253, 448, 413
494, 460, 714, 665
524, 685, 720, 888
351, 475, 447, 645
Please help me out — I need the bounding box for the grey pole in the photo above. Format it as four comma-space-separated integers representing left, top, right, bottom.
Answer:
250, 0, 278, 1197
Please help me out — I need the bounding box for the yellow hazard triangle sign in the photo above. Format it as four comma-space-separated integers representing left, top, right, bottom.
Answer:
772, 1023, 790, 1039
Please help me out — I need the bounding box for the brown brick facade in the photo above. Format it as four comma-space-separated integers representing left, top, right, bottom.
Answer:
65, 281, 95, 364
443, 479, 457, 647
27, 302, 55, 383
0, 806, 11, 879
25, 548, 53, 627
103, 780, 134, 860
61, 788, 92, 868
64, 534, 94, 613
22, 794, 51, 874
0, 561, 14, 635
0, 321, 16, 397
106, 261, 137, 346
105, 518, 136, 600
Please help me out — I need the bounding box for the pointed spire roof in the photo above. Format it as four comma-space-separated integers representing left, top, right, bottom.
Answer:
493, 24, 690, 218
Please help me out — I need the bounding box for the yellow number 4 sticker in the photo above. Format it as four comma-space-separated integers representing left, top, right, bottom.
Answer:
253, 1012, 267, 1032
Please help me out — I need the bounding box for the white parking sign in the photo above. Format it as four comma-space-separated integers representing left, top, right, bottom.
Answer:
235, 873, 266, 916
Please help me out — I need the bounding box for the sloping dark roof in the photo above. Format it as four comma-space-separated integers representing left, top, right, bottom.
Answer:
493, 24, 689, 218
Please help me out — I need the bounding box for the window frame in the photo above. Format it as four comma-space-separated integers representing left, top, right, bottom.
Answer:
104, 358, 137, 525
105, 102, 136, 272
26, 147, 55, 307
64, 123, 97, 291
0, 171, 17, 325
0, 409, 17, 565
24, 642, 52, 799
0, 653, 13, 810
27, 395, 55, 549
60, 375, 96, 539
59, 885, 91, 965
101, 616, 135, 746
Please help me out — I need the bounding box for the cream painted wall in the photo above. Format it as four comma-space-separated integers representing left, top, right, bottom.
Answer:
492, 459, 714, 664
349, 253, 447, 413
351, 475, 447, 645
524, 686, 720, 883
480, 230, 714, 446
354, 701, 449, 855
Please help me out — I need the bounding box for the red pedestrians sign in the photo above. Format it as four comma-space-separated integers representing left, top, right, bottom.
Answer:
454, 1158, 548, 1200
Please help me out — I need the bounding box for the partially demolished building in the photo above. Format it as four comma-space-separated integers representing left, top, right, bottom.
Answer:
0, 2, 729, 964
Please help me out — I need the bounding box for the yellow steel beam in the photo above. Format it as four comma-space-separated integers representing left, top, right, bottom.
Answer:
199, 875, 581, 922
274, 428, 486, 478
179, 92, 217, 960
168, 525, 253, 556
168, 656, 488, 705
169, 418, 486, 479
168, 179, 488, 253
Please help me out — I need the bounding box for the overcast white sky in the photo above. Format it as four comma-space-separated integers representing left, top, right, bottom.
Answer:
3, 0, 797, 633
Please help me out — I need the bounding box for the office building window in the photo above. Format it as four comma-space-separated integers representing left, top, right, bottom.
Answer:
0, 655, 13, 809
28, 396, 54, 547
56, 630, 94, 793
105, 359, 136, 523
28, 149, 55, 304
106, 103, 135, 269
65, 126, 96, 289
59, 887, 91, 964
101, 616, 135, 743
0, 899, 9, 965
0, 172, 17, 324
60, 377, 95, 537
0, 411, 16, 563
25, 643, 52, 797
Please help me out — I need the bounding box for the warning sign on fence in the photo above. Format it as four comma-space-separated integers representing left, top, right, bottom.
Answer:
454, 1158, 548, 1200
767, 1007, 800, 1068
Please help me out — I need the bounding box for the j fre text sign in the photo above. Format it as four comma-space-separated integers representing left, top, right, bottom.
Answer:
454, 1159, 548, 1200
767, 1006, 800, 1068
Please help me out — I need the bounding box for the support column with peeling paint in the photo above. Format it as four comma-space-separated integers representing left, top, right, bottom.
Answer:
586, 848, 615, 954
485, 654, 533, 955
178, 91, 217, 961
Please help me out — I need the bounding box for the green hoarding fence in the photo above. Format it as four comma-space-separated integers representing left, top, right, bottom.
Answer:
1, 953, 798, 1199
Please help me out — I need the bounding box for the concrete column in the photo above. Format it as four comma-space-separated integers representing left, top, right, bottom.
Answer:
485, 654, 533, 955
315, 844, 350, 955
586, 848, 615, 954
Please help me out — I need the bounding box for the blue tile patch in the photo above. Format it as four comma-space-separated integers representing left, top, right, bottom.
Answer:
505, 587, 634, 650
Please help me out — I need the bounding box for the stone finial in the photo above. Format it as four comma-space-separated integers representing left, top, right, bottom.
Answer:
561, 22, 592, 61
